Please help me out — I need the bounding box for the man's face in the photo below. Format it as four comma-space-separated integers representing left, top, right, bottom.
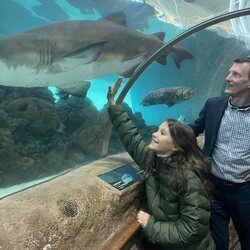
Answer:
225, 62, 250, 97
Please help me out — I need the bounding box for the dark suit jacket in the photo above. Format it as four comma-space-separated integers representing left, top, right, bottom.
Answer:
189, 96, 229, 156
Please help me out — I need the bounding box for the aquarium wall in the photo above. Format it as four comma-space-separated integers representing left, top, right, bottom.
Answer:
0, 0, 249, 198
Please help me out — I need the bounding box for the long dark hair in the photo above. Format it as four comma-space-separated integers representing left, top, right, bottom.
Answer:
146, 119, 212, 197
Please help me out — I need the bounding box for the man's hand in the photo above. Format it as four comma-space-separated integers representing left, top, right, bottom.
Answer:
107, 76, 123, 106
244, 171, 250, 181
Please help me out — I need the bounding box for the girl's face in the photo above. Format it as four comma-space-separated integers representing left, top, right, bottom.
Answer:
149, 121, 175, 155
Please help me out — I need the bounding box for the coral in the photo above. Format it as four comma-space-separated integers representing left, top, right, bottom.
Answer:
0, 109, 10, 128
56, 96, 98, 133
20, 156, 34, 167
0, 86, 54, 104
6, 97, 60, 135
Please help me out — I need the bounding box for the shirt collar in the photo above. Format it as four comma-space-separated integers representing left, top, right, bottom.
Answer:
228, 97, 250, 111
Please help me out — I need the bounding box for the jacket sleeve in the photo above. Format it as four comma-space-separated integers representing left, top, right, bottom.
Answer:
143, 173, 211, 247
108, 105, 152, 170
189, 101, 207, 136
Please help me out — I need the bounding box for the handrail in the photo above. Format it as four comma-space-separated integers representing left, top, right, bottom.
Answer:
101, 217, 239, 250
101, 219, 141, 250
100, 8, 250, 157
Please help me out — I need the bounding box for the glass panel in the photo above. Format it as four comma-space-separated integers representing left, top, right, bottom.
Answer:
128, 17, 250, 128
0, 0, 249, 198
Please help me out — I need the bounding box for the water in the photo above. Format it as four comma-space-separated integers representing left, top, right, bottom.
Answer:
0, 0, 249, 197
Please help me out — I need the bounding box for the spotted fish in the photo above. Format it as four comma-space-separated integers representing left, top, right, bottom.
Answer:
141, 86, 198, 107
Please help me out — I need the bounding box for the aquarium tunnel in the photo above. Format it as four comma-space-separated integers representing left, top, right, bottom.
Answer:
0, 0, 249, 249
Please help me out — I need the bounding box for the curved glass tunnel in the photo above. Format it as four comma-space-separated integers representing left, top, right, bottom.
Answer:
0, 0, 249, 198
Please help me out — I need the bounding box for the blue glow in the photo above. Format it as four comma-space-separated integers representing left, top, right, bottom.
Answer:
49, 77, 133, 111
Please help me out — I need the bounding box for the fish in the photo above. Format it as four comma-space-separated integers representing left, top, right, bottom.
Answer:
0, 12, 193, 97
141, 86, 198, 107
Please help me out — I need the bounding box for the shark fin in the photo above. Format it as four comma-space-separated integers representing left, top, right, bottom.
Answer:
156, 55, 167, 65
64, 41, 107, 64
168, 46, 194, 68
101, 12, 127, 27
152, 32, 166, 65
120, 64, 140, 78
152, 32, 165, 41
123, 50, 147, 62
57, 81, 91, 98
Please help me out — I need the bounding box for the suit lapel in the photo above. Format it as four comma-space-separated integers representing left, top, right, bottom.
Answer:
212, 96, 229, 134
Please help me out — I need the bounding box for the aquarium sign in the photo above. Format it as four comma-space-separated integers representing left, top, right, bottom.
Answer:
98, 162, 143, 190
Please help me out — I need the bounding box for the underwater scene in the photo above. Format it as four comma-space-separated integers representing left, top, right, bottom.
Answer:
0, 0, 249, 198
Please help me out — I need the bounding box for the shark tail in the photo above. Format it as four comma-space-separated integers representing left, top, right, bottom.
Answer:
154, 38, 193, 67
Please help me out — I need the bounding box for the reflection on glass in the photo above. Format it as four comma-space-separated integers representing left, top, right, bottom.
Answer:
0, 0, 249, 197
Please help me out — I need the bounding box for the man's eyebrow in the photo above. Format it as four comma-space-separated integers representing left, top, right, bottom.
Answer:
229, 70, 239, 74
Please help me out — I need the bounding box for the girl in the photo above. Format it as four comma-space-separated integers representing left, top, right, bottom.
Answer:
107, 77, 215, 250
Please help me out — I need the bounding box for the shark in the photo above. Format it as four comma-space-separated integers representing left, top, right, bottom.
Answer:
0, 12, 193, 97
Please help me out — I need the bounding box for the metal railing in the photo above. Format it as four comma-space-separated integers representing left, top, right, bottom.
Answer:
101, 219, 141, 250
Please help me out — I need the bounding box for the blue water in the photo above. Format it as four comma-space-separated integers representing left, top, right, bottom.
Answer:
0, 0, 182, 116
0, 0, 248, 194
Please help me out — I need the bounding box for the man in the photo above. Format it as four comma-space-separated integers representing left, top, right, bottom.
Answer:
189, 57, 250, 250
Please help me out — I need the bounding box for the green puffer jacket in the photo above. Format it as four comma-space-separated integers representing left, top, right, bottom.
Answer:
108, 105, 215, 250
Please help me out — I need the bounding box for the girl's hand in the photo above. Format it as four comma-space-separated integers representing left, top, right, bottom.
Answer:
137, 210, 150, 228
107, 76, 123, 106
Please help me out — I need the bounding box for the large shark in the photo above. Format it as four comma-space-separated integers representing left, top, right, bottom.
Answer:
0, 12, 193, 97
